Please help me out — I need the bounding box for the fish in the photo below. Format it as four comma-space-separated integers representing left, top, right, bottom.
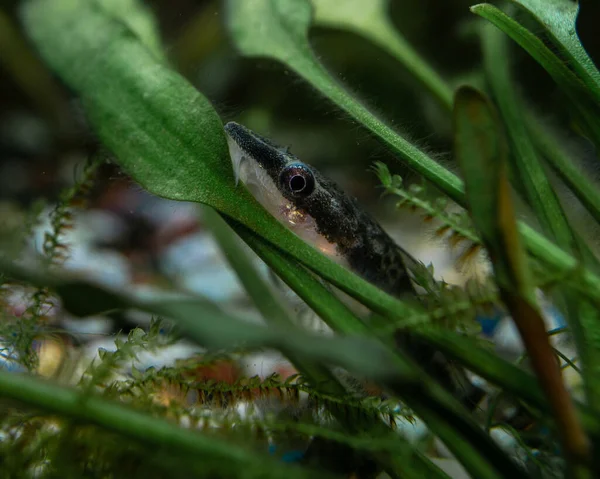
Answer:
224, 121, 415, 298
224, 121, 482, 476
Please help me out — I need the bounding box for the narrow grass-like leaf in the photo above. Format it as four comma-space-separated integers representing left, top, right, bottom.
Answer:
417, 329, 600, 437
527, 116, 600, 225
0, 260, 407, 382
228, 219, 370, 337
204, 209, 442, 479
2, 258, 527, 477
508, 0, 600, 100
454, 86, 591, 472
481, 20, 600, 403
311, 0, 454, 111
481, 22, 584, 257
0, 372, 317, 479
226, 0, 464, 203
471, 3, 600, 150
202, 206, 295, 330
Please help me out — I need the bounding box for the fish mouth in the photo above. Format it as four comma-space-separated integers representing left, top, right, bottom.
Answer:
224, 122, 286, 217
224, 122, 286, 176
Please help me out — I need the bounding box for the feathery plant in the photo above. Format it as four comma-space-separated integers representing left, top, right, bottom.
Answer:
0, 0, 599, 477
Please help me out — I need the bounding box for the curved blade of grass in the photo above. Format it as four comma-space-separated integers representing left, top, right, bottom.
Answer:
311, 0, 453, 112
226, 0, 464, 203
507, 0, 600, 100
226, 218, 370, 337
454, 85, 591, 472
0, 259, 408, 383
417, 329, 600, 437
0, 371, 320, 478
528, 115, 600, 225
481, 20, 600, 406
481, 22, 588, 259
95, 0, 165, 61
471, 4, 600, 150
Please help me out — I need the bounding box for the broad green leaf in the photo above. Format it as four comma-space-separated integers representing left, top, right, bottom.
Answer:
95, 0, 165, 60
20, 0, 423, 329
454, 86, 591, 471
311, 0, 453, 111
471, 3, 600, 150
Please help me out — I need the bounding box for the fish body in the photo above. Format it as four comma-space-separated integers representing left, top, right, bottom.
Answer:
224, 121, 414, 298
224, 122, 481, 475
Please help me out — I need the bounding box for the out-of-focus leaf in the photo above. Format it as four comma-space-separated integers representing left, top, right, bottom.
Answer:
96, 0, 165, 60
0, 259, 404, 382
226, 0, 464, 203
471, 3, 600, 150
311, 0, 453, 111
0, 372, 317, 479
454, 86, 591, 472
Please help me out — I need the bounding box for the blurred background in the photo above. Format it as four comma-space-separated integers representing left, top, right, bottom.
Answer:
0, 0, 598, 378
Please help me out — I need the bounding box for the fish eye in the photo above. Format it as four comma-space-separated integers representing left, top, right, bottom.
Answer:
279, 164, 315, 197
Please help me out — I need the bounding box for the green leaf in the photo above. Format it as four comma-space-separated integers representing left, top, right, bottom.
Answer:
529, 116, 600, 225
0, 259, 404, 382
417, 329, 600, 437
481, 20, 600, 413
226, 0, 464, 203
95, 0, 165, 60
481, 21, 583, 257
311, 0, 454, 111
471, 3, 600, 150
508, 0, 600, 98
20, 0, 423, 331
454, 86, 591, 472
229, 219, 370, 337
